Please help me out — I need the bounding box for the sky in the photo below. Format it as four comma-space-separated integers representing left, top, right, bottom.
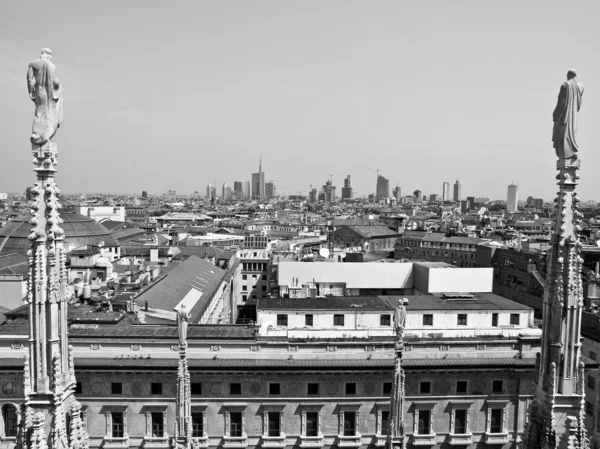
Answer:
1, 1, 599, 201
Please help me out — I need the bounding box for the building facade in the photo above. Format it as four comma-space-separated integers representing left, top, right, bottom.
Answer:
507, 184, 518, 213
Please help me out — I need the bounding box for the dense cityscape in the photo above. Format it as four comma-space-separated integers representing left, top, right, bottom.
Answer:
1, 3, 600, 449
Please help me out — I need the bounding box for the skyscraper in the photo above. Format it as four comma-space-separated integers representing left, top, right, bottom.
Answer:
413, 190, 422, 201
323, 180, 336, 202
234, 181, 243, 199
341, 175, 353, 201
442, 182, 450, 202
265, 181, 275, 199
309, 188, 317, 203
393, 186, 402, 203
376, 175, 390, 202
206, 184, 214, 200
507, 184, 518, 212
142, 190, 148, 199
251, 156, 265, 200
242, 180, 250, 199
453, 179, 461, 202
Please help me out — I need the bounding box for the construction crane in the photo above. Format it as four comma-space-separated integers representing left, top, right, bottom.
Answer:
368, 168, 381, 178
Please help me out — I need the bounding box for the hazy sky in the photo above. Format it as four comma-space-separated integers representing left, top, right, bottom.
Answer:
1, 1, 599, 200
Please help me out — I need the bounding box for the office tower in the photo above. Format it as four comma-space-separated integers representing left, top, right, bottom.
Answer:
413, 190, 422, 201
234, 181, 243, 199
429, 194, 439, 202
166, 190, 176, 200
466, 196, 475, 205
393, 186, 402, 202
322, 180, 336, 203
142, 190, 148, 199
242, 180, 250, 199
376, 175, 390, 202
453, 179, 461, 202
507, 184, 518, 212
309, 188, 317, 203
442, 182, 450, 201
341, 175, 353, 201
206, 184, 214, 201
222, 184, 233, 201
265, 181, 275, 200
252, 156, 265, 200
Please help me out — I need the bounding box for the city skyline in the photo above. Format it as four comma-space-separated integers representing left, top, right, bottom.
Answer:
1, 2, 600, 201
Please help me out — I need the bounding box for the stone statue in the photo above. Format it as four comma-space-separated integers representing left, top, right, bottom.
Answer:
394, 299, 407, 336
27, 48, 63, 145
177, 304, 190, 346
552, 70, 584, 163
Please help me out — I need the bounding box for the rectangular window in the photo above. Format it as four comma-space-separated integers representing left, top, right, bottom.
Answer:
381, 411, 390, 436
343, 412, 356, 436
277, 314, 288, 326
420, 382, 431, 394
490, 409, 503, 433
230, 383, 242, 395
191, 412, 204, 437
423, 314, 433, 326
242, 285, 248, 291
590, 350, 597, 361
418, 410, 431, 435
456, 381, 467, 394
510, 314, 520, 325
230, 412, 243, 437
307, 383, 319, 396
306, 412, 318, 437
112, 412, 124, 438
191, 383, 202, 395
75, 382, 82, 394
305, 314, 314, 326
586, 401, 594, 415
457, 314, 467, 326
492, 313, 498, 327
269, 383, 281, 396
262, 275, 267, 281
242, 275, 247, 280
587, 375, 596, 391
151, 412, 164, 437
383, 382, 392, 395
345, 383, 356, 395
380, 314, 391, 326
268, 412, 280, 437
151, 383, 162, 395
454, 409, 466, 434
334, 314, 345, 326
262, 286, 267, 291
242, 295, 247, 302
111, 383, 122, 395
492, 380, 503, 393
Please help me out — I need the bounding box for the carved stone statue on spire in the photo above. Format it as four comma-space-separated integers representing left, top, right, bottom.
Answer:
27, 48, 63, 145
394, 299, 407, 338
552, 70, 584, 164
177, 304, 190, 347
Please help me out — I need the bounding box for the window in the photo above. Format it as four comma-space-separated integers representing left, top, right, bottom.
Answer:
454, 409, 467, 434
590, 350, 597, 361
345, 383, 356, 395
492, 380, 503, 393
418, 410, 431, 435
230, 412, 243, 437
587, 375, 596, 391
111, 383, 122, 395
242, 295, 247, 302
343, 411, 356, 436
306, 412, 319, 437
191, 412, 204, 437
262, 286, 267, 291
151, 383, 162, 395
191, 383, 202, 395
492, 313, 498, 327
383, 382, 392, 395
277, 314, 288, 326
456, 381, 467, 394
230, 383, 242, 395
75, 382, 82, 394
334, 314, 345, 326
420, 382, 431, 394
112, 412, 124, 438
307, 383, 319, 396
490, 409, 503, 433
457, 314, 467, 326
380, 314, 391, 326
269, 383, 281, 396
423, 314, 433, 326
151, 412, 164, 437
586, 402, 594, 415
305, 314, 314, 326
381, 411, 390, 436
262, 275, 267, 281
2, 404, 17, 437
510, 314, 520, 325
242, 285, 248, 291
268, 412, 281, 437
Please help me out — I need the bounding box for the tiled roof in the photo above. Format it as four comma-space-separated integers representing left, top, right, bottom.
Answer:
0, 252, 29, 277
344, 225, 400, 239
257, 296, 395, 311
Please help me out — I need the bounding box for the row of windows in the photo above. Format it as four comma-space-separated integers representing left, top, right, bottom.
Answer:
276, 314, 392, 327
78, 380, 505, 397
419, 313, 519, 327
103, 407, 507, 440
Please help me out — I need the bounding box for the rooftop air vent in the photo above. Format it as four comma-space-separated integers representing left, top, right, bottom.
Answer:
442, 293, 475, 300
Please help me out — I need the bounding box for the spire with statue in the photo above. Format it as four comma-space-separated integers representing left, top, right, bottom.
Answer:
522, 70, 588, 449
387, 298, 407, 449
17, 48, 89, 449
